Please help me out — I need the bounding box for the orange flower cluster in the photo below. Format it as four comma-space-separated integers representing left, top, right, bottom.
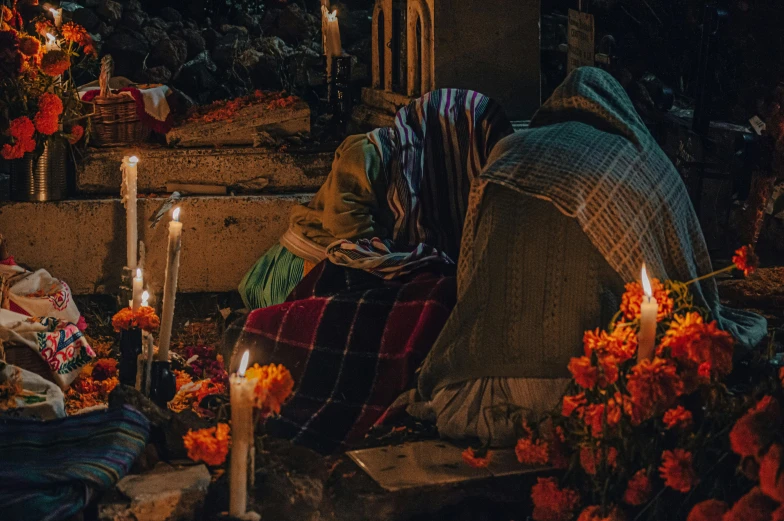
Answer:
186, 91, 298, 124
461, 447, 491, 468
730, 396, 782, 460
111, 306, 161, 332
174, 369, 193, 391
625, 358, 683, 424
623, 469, 652, 506
568, 354, 619, 390
662, 405, 693, 430
583, 396, 622, 438
18, 35, 39, 57
183, 423, 231, 466
530, 477, 580, 521
583, 325, 637, 363
579, 445, 617, 475
244, 363, 294, 416
61, 22, 96, 57
67, 124, 84, 145
659, 448, 698, 493
562, 392, 587, 418
40, 49, 69, 76
732, 245, 758, 277
2, 116, 35, 159
91, 358, 118, 381
620, 278, 673, 321
660, 312, 734, 377
576, 505, 625, 521
34, 92, 63, 135
516, 424, 550, 465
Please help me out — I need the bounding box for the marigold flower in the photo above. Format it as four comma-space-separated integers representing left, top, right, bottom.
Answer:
530, 477, 580, 521
730, 396, 782, 460
135, 306, 160, 332
461, 447, 491, 468
626, 358, 683, 423
18, 35, 40, 56
183, 423, 231, 466
195, 380, 226, 403
732, 245, 758, 277
723, 487, 778, 521
620, 278, 673, 321
659, 449, 698, 493
562, 392, 587, 418
33, 93, 63, 135
569, 356, 598, 389
2, 116, 36, 160
67, 124, 84, 145
576, 505, 625, 521
516, 435, 550, 465
9, 116, 35, 141
111, 308, 135, 331
35, 20, 54, 36
623, 469, 652, 506
584, 402, 621, 438
660, 313, 734, 377
174, 370, 193, 391
583, 326, 637, 362
759, 443, 784, 502
686, 499, 728, 521
244, 363, 294, 416
91, 358, 118, 381
663, 405, 693, 430
579, 445, 617, 475
40, 49, 70, 76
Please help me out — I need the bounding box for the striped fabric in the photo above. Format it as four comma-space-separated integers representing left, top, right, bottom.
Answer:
369, 89, 513, 261
0, 405, 150, 521
326, 237, 453, 279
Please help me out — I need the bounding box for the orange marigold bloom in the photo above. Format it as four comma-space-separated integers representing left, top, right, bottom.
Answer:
516, 435, 550, 465
620, 278, 673, 321
759, 444, 784, 502
562, 392, 587, 418
663, 405, 693, 430
659, 449, 698, 493
623, 469, 652, 506
686, 499, 728, 521
135, 306, 160, 331
111, 307, 135, 331
9, 116, 35, 140
174, 370, 193, 391
68, 124, 84, 145
33, 93, 63, 136
626, 358, 683, 423
195, 380, 226, 403
461, 447, 491, 468
579, 445, 617, 475
35, 20, 53, 35
244, 363, 294, 415
660, 313, 734, 377
723, 487, 778, 521
732, 245, 758, 277
183, 423, 231, 466
91, 358, 118, 381
40, 49, 69, 76
576, 505, 625, 521
531, 477, 581, 521
18, 35, 40, 56
568, 356, 598, 389
583, 326, 637, 362
730, 396, 782, 460
583, 397, 622, 438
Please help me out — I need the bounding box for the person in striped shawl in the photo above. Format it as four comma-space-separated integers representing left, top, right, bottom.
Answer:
239, 89, 513, 309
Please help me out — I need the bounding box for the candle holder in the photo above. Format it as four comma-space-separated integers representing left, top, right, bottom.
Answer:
328, 55, 353, 130
119, 327, 143, 386
149, 361, 177, 407
118, 266, 134, 309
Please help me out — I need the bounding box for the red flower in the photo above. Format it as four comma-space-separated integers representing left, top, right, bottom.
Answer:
620, 278, 673, 321
34, 93, 63, 135
562, 392, 587, 418
40, 49, 70, 76
530, 477, 580, 521
2, 116, 36, 160
660, 313, 734, 377
730, 396, 782, 460
759, 444, 784, 502
623, 469, 652, 506
723, 487, 778, 521
9, 115, 35, 141
626, 358, 683, 423
569, 356, 598, 389
663, 405, 693, 430
580, 445, 618, 475
18, 36, 40, 57
584, 400, 622, 438
461, 447, 491, 469
68, 125, 84, 145
659, 449, 698, 493
91, 358, 118, 381
583, 325, 637, 363
732, 245, 758, 276
576, 505, 625, 521
516, 431, 550, 466
686, 500, 728, 521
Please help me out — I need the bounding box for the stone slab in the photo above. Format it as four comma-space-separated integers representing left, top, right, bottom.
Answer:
0, 194, 311, 295
77, 146, 333, 195
166, 101, 311, 147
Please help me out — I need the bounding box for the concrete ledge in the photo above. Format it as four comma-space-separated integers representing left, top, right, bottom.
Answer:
0, 194, 312, 295
77, 146, 333, 195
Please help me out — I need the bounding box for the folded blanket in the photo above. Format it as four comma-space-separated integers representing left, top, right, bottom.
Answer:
0, 405, 150, 521
326, 237, 454, 279
238, 261, 456, 453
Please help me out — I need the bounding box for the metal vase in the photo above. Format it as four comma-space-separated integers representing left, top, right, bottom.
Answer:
9, 139, 67, 201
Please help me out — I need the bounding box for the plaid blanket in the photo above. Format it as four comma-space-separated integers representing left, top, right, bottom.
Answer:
0, 405, 150, 521
239, 261, 456, 453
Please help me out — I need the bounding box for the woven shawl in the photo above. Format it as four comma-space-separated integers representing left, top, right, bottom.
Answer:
480, 67, 766, 346
369, 89, 513, 260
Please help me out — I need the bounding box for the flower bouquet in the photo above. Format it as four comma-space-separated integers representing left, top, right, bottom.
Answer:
112, 306, 160, 387
463, 246, 777, 521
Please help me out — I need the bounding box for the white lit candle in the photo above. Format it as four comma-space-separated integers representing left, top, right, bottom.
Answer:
638, 264, 658, 361
229, 350, 255, 517
156, 207, 183, 362
321, 0, 330, 56
141, 290, 150, 307
325, 9, 342, 80
49, 8, 63, 28
121, 156, 139, 270
45, 33, 58, 51
132, 268, 143, 310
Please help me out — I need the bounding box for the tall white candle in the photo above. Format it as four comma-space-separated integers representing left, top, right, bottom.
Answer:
49, 8, 63, 28
156, 207, 183, 362
132, 268, 143, 310
638, 264, 658, 361
230, 351, 254, 517
325, 9, 342, 80
321, 0, 330, 55
121, 156, 139, 269
44, 33, 59, 51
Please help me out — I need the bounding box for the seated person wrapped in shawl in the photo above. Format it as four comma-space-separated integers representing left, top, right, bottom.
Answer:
235, 90, 513, 453
240, 90, 513, 308
412, 67, 768, 446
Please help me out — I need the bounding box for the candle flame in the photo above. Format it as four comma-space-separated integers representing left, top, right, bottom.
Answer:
238, 350, 250, 377
172, 207, 181, 222
141, 290, 149, 306
128, 155, 139, 164
136, 268, 142, 278
46, 33, 56, 43
49, 8, 57, 14
641, 263, 653, 298
327, 9, 337, 21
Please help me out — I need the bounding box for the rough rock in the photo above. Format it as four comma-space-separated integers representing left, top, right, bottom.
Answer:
211, 31, 250, 68
175, 51, 218, 100
159, 6, 183, 23
202, 27, 220, 50
150, 37, 188, 72
232, 11, 260, 35
121, 9, 147, 31
139, 64, 172, 84
100, 464, 211, 521
179, 28, 206, 60
97, 0, 123, 24
148, 16, 169, 30
72, 7, 101, 32
95, 21, 114, 38
218, 24, 249, 37
141, 26, 168, 47
268, 4, 317, 44
122, 0, 143, 12
104, 31, 149, 76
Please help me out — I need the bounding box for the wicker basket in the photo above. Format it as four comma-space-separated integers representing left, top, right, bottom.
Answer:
89, 94, 151, 147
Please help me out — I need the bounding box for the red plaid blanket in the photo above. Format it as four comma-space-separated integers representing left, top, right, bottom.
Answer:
240, 261, 456, 453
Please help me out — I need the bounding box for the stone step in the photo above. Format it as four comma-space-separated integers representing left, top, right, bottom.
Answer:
77, 146, 333, 195
0, 194, 311, 295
